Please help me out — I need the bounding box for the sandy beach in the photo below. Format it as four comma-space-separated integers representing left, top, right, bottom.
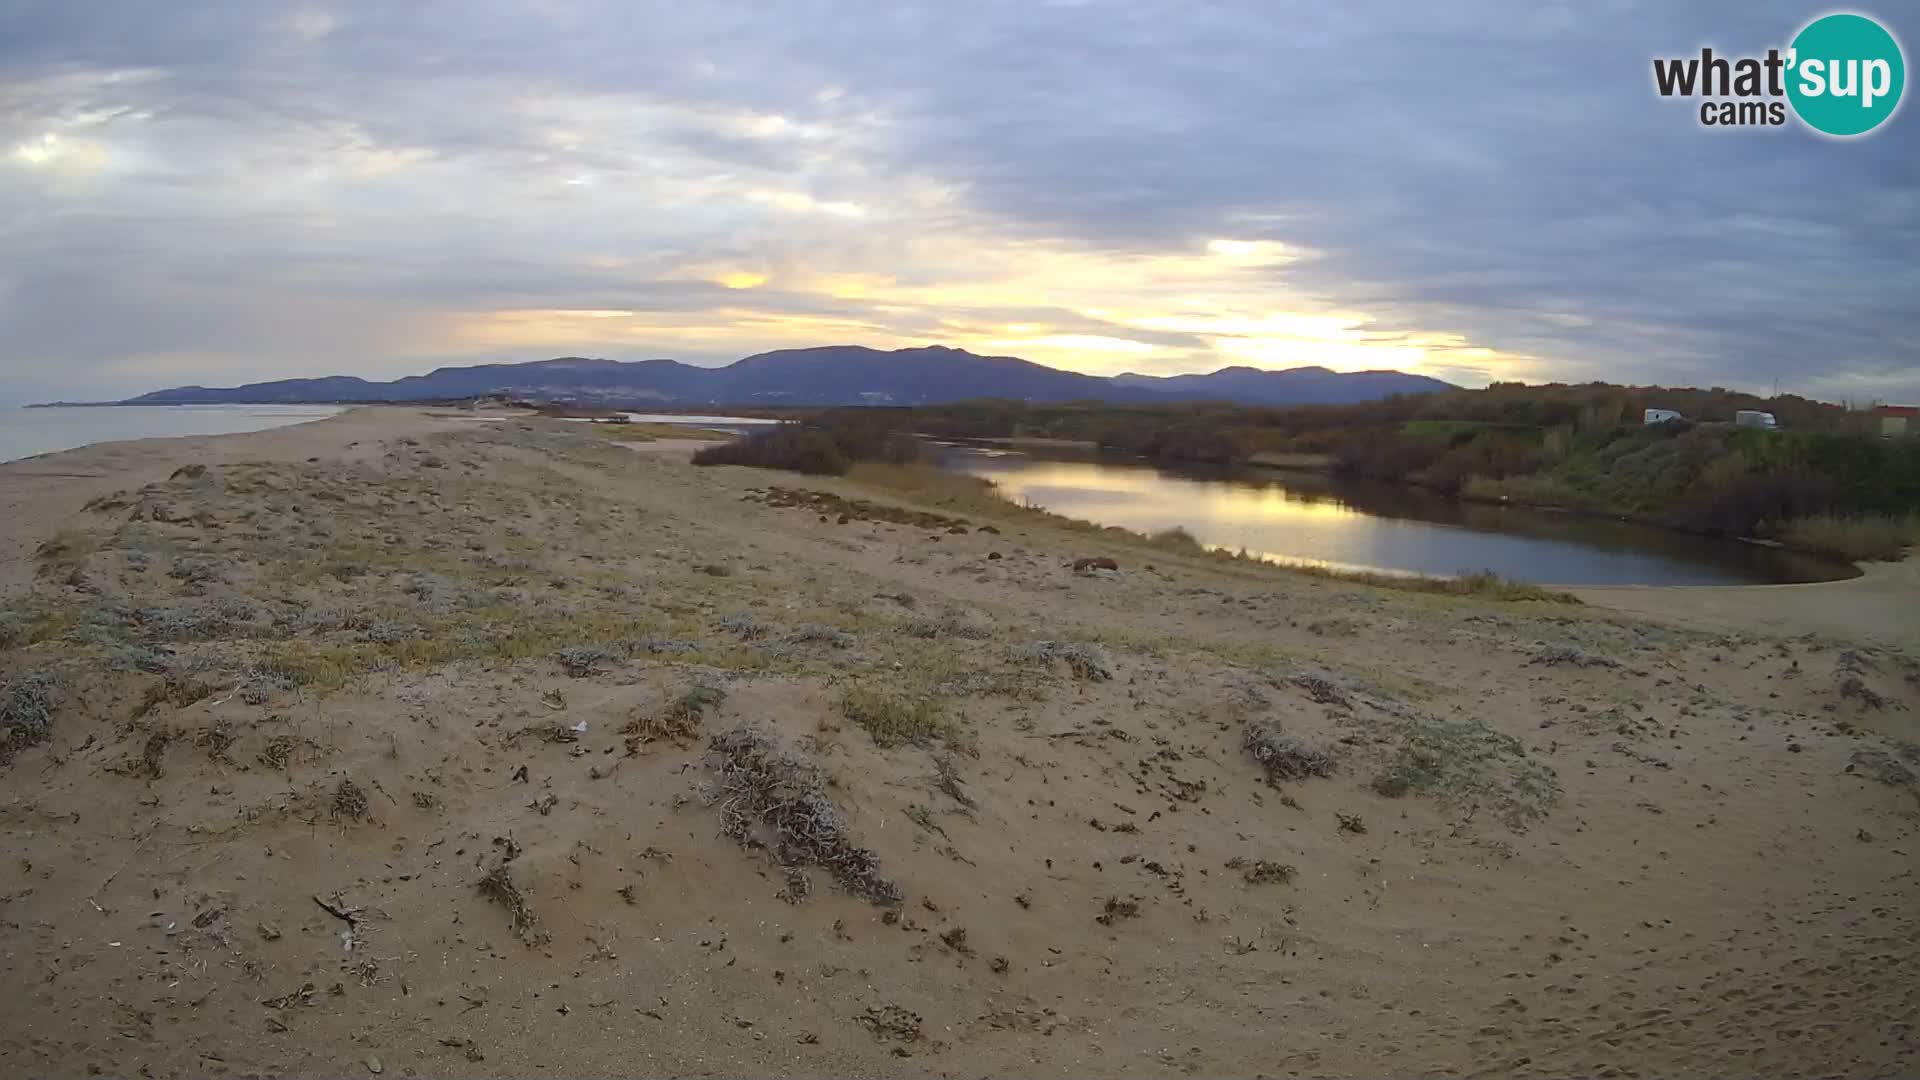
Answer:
1575, 558, 1920, 652
1, 408, 1914, 1079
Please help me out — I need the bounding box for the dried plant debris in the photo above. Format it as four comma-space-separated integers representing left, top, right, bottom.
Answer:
777, 867, 812, 903
633, 635, 698, 655
1009, 640, 1112, 681
786, 623, 854, 647
764, 486, 968, 531
0, 671, 56, 765
1225, 857, 1295, 884
903, 611, 993, 640
670, 683, 726, 725
478, 863, 549, 947
1847, 746, 1917, 788
331, 777, 370, 820
257, 734, 297, 771
933, 754, 976, 811
195, 718, 236, 761
136, 730, 173, 780
364, 622, 425, 645
707, 724, 901, 905
1289, 672, 1348, 706
168, 557, 224, 585
1095, 895, 1142, 926
1527, 644, 1619, 668
1336, 811, 1368, 834
1839, 675, 1886, 709
553, 645, 612, 677
856, 1004, 923, 1042
512, 721, 581, 745
1243, 720, 1335, 783
628, 683, 724, 752
261, 982, 317, 1009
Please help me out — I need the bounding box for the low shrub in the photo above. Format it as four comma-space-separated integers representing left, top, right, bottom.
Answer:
1778, 512, 1920, 563
694, 418, 924, 476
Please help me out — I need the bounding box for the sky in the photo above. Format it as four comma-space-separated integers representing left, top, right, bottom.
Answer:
1, 1, 1915, 405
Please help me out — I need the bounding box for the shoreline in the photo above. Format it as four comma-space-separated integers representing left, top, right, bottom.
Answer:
1, 402, 355, 467
1571, 553, 1918, 649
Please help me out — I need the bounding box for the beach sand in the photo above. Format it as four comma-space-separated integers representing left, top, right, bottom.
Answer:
1, 408, 1913, 1078
1575, 558, 1919, 652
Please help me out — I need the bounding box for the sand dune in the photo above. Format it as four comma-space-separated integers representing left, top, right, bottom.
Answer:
1, 409, 1913, 1078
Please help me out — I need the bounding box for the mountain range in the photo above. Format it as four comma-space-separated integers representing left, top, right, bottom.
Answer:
119, 345, 1454, 408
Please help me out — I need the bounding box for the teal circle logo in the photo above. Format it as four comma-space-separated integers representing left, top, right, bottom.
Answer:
1787, 13, 1905, 136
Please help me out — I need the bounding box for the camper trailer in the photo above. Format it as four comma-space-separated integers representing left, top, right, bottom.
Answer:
1875, 405, 1916, 438
1643, 408, 1682, 424
1734, 410, 1778, 430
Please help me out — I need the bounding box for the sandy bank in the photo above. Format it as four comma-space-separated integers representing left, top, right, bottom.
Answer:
1575, 555, 1918, 650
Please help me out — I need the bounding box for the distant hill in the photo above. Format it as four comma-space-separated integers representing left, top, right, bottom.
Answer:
120, 346, 1454, 408
1111, 364, 1455, 405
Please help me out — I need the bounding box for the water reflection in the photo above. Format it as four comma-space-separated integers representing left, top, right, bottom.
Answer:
938, 445, 1855, 587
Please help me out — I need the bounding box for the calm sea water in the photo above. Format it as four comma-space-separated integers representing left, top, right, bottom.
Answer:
939, 445, 1856, 587
0, 405, 346, 464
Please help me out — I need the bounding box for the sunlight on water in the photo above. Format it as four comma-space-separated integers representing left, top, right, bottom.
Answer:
943, 447, 1855, 587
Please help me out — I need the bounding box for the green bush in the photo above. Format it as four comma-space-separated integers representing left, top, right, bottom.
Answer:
693, 427, 850, 474
693, 418, 924, 476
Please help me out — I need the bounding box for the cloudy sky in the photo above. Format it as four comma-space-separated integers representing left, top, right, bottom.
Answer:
1, 1, 1914, 405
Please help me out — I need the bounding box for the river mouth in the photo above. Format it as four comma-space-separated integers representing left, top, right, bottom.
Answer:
935, 444, 1859, 587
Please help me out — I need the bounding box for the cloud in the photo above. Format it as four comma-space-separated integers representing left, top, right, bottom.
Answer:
0, 0, 1913, 404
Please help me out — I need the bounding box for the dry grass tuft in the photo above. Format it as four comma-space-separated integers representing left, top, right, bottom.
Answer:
707, 724, 900, 905
1009, 640, 1113, 681
836, 686, 957, 748
0, 671, 56, 765
135, 676, 215, 717
1372, 713, 1560, 830
624, 683, 724, 752
1243, 720, 1335, 783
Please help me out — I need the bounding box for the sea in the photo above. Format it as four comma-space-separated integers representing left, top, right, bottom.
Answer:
0, 405, 346, 464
